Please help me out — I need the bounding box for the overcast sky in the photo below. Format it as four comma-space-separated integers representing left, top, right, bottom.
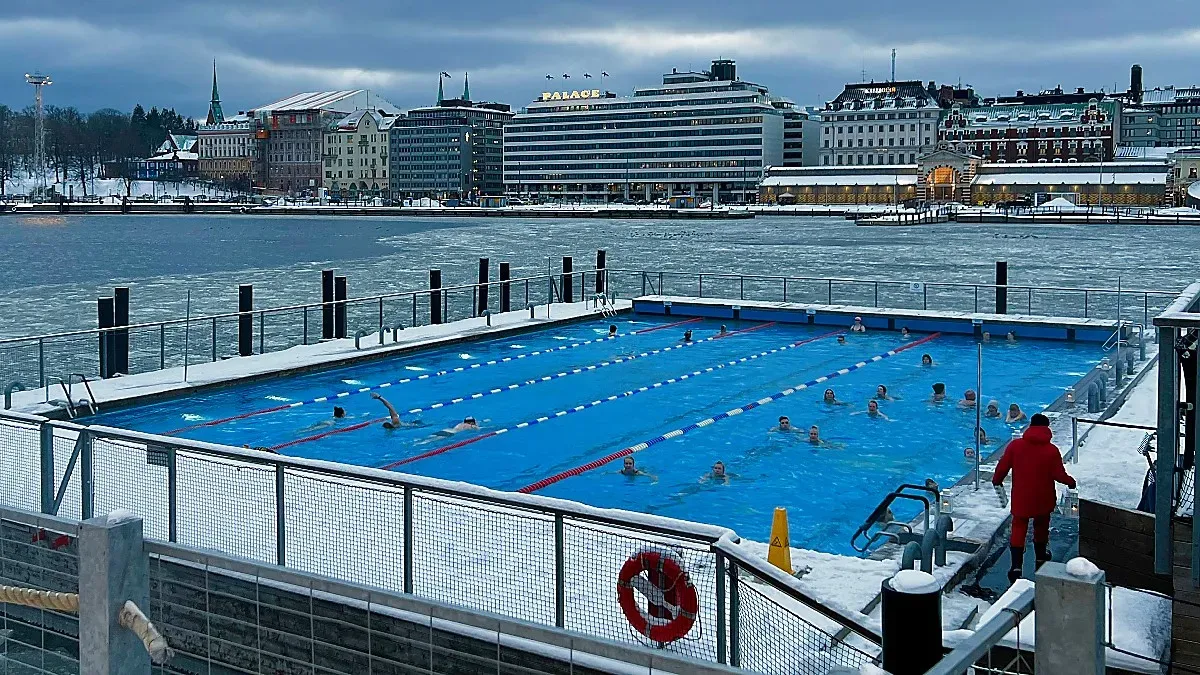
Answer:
2, 0, 1198, 118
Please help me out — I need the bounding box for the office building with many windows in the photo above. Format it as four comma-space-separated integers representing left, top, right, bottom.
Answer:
818, 81, 944, 167
503, 59, 784, 203
323, 109, 398, 197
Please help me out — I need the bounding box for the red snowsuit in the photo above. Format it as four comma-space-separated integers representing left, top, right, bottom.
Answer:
992, 425, 1077, 546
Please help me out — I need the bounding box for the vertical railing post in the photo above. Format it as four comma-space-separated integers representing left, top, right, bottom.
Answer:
716, 552, 728, 665
827, 279, 833, 304
729, 560, 741, 667
167, 446, 178, 542
641, 272, 647, 296
923, 284, 928, 310
740, 276, 744, 300
554, 513, 566, 628
1072, 417, 1080, 464
874, 281, 879, 307
259, 311, 265, 355
1084, 290, 1090, 317
1028, 289, 1033, 314
210, 317, 217, 362
275, 463, 286, 565
411, 295, 416, 328
1144, 294, 1149, 329
378, 298, 385, 345
80, 429, 94, 520
1034, 562, 1106, 674
658, 271, 664, 296
403, 486, 414, 594
699, 274, 703, 298
303, 307, 309, 345
39, 422, 55, 514
782, 278, 787, 302
974, 286, 979, 312
1155, 326, 1179, 575
38, 337, 45, 388
159, 324, 165, 370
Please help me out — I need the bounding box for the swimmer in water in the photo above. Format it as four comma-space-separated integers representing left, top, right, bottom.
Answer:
875, 384, 897, 401
931, 382, 947, 403
1005, 403, 1027, 423
837, 335, 847, 345
371, 393, 415, 430
806, 424, 845, 449
959, 389, 978, 409
823, 388, 851, 406
681, 329, 693, 343
975, 426, 991, 445
719, 324, 728, 335
853, 399, 891, 420
982, 331, 991, 342
901, 327, 911, 339
301, 405, 349, 431
774, 415, 793, 432
985, 400, 1002, 418
242, 444, 279, 454
608, 324, 617, 337
1006, 331, 1017, 343
706, 460, 730, 484
850, 316, 867, 333
921, 353, 934, 367
620, 456, 656, 480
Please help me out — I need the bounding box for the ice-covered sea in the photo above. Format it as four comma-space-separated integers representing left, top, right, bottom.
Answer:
0, 212, 1197, 338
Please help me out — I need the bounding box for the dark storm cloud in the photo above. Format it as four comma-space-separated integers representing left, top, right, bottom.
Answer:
2, 0, 1198, 117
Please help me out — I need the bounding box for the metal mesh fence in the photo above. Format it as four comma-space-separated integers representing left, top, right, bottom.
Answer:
0, 418, 41, 513
176, 451, 276, 563
48, 428, 81, 521
410, 491, 556, 625
283, 470, 405, 592
562, 518, 720, 663
0, 516, 80, 675
736, 575, 876, 675
90, 435, 170, 541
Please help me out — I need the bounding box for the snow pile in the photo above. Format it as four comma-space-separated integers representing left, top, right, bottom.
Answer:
106, 508, 139, 525
1065, 557, 1101, 578
891, 569, 939, 594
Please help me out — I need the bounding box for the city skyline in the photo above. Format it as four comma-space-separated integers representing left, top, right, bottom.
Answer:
2, 0, 1200, 117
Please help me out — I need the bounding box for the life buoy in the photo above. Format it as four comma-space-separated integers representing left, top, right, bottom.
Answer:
616, 549, 698, 643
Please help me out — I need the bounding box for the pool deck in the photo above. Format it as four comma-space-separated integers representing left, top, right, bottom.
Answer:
8, 299, 631, 416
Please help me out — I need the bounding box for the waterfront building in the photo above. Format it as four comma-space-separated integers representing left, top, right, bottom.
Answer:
818, 81, 945, 167
324, 109, 398, 197
389, 77, 512, 200
1169, 148, 1200, 205
1118, 65, 1200, 148
247, 91, 399, 194
197, 63, 255, 188
939, 97, 1118, 163
503, 59, 784, 203
774, 100, 819, 166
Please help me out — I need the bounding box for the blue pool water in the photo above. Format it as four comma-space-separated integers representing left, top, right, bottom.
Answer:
94, 316, 1102, 554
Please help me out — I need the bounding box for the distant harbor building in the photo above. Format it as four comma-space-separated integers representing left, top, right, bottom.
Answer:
939, 97, 1118, 163
246, 90, 399, 194
503, 59, 784, 203
774, 100, 820, 166
1169, 148, 1200, 205
818, 81, 972, 167
389, 76, 513, 200
324, 109, 398, 197
1118, 65, 1200, 148
197, 63, 255, 188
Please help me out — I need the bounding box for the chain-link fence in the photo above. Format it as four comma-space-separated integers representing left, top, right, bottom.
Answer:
0, 411, 883, 673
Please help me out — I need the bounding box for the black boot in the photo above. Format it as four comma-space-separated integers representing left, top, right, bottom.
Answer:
1035, 542, 1052, 569
1007, 546, 1025, 584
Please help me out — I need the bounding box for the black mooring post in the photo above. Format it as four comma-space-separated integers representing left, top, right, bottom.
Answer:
321, 270, 335, 340
476, 257, 490, 317
334, 276, 347, 339
880, 572, 942, 674
596, 249, 607, 295
996, 260, 1009, 315
113, 286, 129, 375
97, 297, 115, 379
562, 256, 574, 303
238, 284, 253, 356
430, 269, 443, 325
499, 262, 511, 313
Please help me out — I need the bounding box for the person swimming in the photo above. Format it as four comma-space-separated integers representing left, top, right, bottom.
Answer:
850, 316, 867, 333
823, 388, 850, 406
775, 415, 793, 432
1005, 403, 1027, 423
982, 331, 992, 342
837, 335, 847, 345
371, 393, 417, 430
608, 324, 617, 337
719, 324, 728, 335
985, 400, 1002, 418
806, 425, 845, 449
901, 327, 911, 339
921, 353, 934, 367
931, 382, 947, 403
707, 460, 730, 484
959, 389, 978, 409
301, 405, 349, 431
854, 399, 890, 420
620, 456, 655, 480
681, 329, 693, 343
1006, 331, 1017, 343
875, 385, 896, 401
975, 426, 990, 445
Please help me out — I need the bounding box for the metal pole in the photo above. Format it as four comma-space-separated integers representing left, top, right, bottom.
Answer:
39, 423, 55, 514
716, 552, 728, 664
182, 291, 191, 382
729, 561, 741, 667
211, 317, 217, 362
80, 429, 94, 520
1115, 277, 1123, 387
159, 324, 165, 370
1072, 417, 1080, 464
167, 446, 178, 542
554, 514, 566, 628
38, 337, 45, 388
1085, 290, 1090, 317
378, 298, 384, 345
975, 343, 982, 489
275, 463, 286, 565
827, 279, 833, 304
402, 486, 415, 593
259, 312, 265, 355
1155, 326, 1179, 575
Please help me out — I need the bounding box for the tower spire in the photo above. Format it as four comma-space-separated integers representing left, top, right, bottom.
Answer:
437, 76, 444, 104
462, 72, 470, 102
206, 60, 225, 124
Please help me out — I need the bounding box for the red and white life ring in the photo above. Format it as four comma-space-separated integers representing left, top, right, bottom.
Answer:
616, 549, 698, 643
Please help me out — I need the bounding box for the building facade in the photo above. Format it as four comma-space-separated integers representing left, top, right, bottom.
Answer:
818, 81, 944, 167
247, 91, 399, 194
323, 109, 397, 197
503, 59, 784, 203
389, 88, 513, 199
939, 98, 1118, 163
197, 117, 254, 185
773, 100, 819, 166
1121, 88, 1200, 148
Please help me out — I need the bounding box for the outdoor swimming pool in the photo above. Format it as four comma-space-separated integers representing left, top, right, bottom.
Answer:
94, 315, 1103, 554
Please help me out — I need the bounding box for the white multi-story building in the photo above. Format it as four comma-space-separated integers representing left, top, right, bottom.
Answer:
503, 59, 784, 203
819, 81, 944, 167
323, 109, 398, 197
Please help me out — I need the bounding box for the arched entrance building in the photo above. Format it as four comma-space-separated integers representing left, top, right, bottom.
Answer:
916, 145, 980, 203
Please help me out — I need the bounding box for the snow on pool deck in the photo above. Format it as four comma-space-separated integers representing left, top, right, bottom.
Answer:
1072, 363, 1159, 509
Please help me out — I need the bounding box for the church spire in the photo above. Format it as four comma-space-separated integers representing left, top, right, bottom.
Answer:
462, 72, 470, 102
206, 60, 225, 125
437, 76, 444, 104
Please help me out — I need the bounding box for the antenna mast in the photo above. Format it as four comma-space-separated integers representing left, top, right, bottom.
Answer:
25, 72, 52, 197
891, 49, 896, 82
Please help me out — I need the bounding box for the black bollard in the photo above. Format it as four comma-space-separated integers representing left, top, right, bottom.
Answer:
596, 249, 607, 295
430, 269, 443, 324
499, 262, 511, 313
880, 571, 942, 674
97, 297, 116, 379
476, 257, 490, 317
113, 287, 129, 375
321, 270, 335, 339
238, 284, 253, 356
995, 261, 1008, 315
562, 256, 574, 303
334, 276, 348, 339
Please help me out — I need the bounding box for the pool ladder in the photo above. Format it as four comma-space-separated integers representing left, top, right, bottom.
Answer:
849, 483, 940, 554
593, 292, 618, 318
54, 374, 98, 419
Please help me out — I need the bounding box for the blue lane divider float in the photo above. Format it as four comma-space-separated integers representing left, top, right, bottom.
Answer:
164, 316, 704, 435
378, 328, 840, 470
518, 332, 942, 493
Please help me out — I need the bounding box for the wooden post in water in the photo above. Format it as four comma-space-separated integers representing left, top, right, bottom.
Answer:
113, 286, 129, 375
476, 258, 490, 317
430, 269, 443, 324
499, 262, 511, 313
995, 261, 1009, 314
97, 297, 115, 379
334, 276, 348, 339
595, 249, 607, 295
238, 284, 254, 356
562, 256, 574, 303
321, 270, 335, 339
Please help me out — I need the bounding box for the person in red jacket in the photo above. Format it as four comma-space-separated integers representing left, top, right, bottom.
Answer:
992, 413, 1077, 583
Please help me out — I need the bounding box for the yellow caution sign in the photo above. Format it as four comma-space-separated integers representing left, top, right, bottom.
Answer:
767, 507, 793, 574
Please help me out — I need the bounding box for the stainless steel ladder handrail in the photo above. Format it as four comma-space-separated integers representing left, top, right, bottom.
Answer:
65, 373, 98, 416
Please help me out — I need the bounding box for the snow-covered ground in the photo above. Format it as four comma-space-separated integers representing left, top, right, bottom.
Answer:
1072, 364, 1158, 509
2, 174, 236, 201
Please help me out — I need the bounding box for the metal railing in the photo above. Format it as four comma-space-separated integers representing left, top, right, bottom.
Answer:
926, 583, 1034, 675
0, 409, 881, 674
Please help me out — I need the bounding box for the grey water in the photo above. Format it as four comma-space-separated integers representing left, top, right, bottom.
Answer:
0, 213, 1196, 339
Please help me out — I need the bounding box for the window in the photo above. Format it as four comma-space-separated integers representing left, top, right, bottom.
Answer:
889, 125, 895, 132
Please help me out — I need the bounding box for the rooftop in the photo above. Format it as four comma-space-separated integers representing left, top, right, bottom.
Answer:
251, 91, 401, 115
